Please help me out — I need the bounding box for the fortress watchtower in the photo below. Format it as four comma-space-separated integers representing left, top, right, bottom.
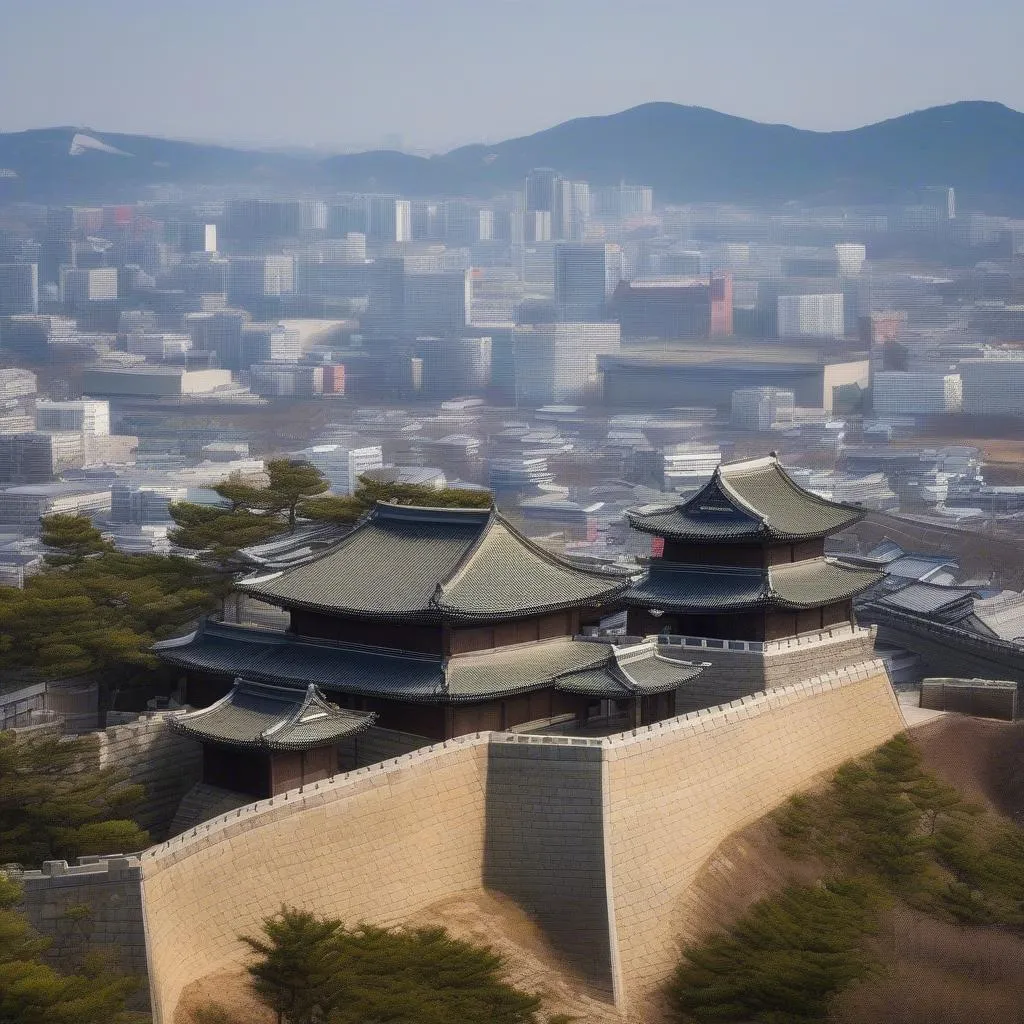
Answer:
625, 454, 881, 641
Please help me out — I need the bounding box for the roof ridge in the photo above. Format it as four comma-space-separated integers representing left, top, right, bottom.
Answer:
681, 471, 767, 528
431, 506, 498, 606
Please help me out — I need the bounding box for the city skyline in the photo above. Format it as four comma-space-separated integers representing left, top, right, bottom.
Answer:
1, 0, 1022, 152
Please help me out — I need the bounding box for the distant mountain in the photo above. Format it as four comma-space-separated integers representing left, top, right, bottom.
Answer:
0, 127, 314, 202
3, 101, 1024, 211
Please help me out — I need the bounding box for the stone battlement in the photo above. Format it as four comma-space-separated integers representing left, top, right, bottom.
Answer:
132, 657, 902, 1021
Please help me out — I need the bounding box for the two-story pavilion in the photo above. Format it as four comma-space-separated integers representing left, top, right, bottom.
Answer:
624, 454, 882, 641
156, 502, 704, 736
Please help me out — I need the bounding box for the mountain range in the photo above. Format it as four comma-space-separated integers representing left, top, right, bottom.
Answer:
2, 100, 1023, 212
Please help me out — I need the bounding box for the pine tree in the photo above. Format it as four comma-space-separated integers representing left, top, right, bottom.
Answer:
0, 731, 149, 866
0, 874, 140, 1024
40, 514, 112, 566
265, 460, 330, 532
240, 910, 541, 1024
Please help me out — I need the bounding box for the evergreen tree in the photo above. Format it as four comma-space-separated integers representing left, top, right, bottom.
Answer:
0, 544, 217, 680
241, 909, 541, 1024
0, 731, 148, 867
0, 874, 140, 1024
40, 514, 112, 566
264, 460, 330, 531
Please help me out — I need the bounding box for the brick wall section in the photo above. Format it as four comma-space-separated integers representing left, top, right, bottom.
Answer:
867, 608, 1024, 686
14, 856, 147, 981
919, 678, 1018, 720
484, 739, 612, 993
602, 661, 905, 1012
664, 627, 880, 712
90, 712, 203, 839
140, 736, 491, 1024
338, 725, 433, 770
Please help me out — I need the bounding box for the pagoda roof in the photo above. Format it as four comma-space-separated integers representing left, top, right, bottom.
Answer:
154, 620, 703, 704
626, 455, 865, 542
168, 678, 375, 751
239, 503, 627, 622
625, 557, 881, 613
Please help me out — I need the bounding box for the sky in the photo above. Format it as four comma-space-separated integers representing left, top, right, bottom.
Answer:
1, 0, 1022, 153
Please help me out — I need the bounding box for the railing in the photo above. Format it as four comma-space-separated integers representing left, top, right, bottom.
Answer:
656, 622, 870, 656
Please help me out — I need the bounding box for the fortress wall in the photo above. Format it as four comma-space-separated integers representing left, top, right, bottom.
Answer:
91, 712, 203, 839
603, 660, 905, 1012
15, 856, 147, 982
140, 734, 491, 1024
484, 738, 612, 993
666, 627, 879, 712
338, 725, 434, 770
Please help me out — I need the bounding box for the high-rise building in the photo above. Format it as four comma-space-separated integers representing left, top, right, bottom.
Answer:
0, 315, 76, 360
291, 444, 384, 494
60, 267, 118, 307
110, 483, 188, 525
227, 256, 294, 302
592, 184, 654, 220
185, 309, 249, 372
36, 399, 111, 436
558, 180, 591, 240
0, 264, 39, 316
241, 324, 302, 365
777, 294, 844, 339
612, 276, 733, 339
525, 169, 562, 242
509, 322, 621, 405
872, 372, 962, 416
554, 244, 623, 321
403, 271, 472, 335
365, 197, 412, 243
731, 388, 796, 431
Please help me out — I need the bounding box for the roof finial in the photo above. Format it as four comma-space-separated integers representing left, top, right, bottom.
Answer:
769, 450, 778, 459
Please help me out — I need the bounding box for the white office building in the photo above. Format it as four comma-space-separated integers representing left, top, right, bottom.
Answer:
36, 399, 111, 436
731, 388, 796, 431
777, 293, 845, 338
510, 322, 621, 405
292, 444, 383, 495
872, 372, 962, 416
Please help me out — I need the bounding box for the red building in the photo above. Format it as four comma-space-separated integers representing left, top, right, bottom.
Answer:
612, 275, 732, 340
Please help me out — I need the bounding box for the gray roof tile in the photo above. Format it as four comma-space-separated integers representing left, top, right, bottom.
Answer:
155, 623, 703, 703
627, 455, 864, 542
241, 503, 625, 621
169, 679, 374, 750
626, 557, 880, 612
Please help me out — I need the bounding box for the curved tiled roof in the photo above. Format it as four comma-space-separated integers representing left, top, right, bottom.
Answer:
626, 455, 864, 542
626, 557, 881, 612
240, 503, 626, 622
154, 622, 702, 704
169, 679, 375, 750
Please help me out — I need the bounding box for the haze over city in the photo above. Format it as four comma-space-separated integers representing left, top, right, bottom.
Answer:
1, 0, 1023, 150
3, 3, 1024, 1024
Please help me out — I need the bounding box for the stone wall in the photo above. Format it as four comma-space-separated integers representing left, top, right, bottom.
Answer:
13, 856, 147, 981
867, 606, 1024, 685
338, 725, 433, 769
603, 660, 904, 1012
141, 736, 491, 1023
89, 712, 203, 839
664, 626, 879, 712
920, 678, 1018, 720
22, 649, 906, 1023
484, 738, 611, 993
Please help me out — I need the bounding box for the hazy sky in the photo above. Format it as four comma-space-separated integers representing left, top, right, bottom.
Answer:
1, 0, 1021, 152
